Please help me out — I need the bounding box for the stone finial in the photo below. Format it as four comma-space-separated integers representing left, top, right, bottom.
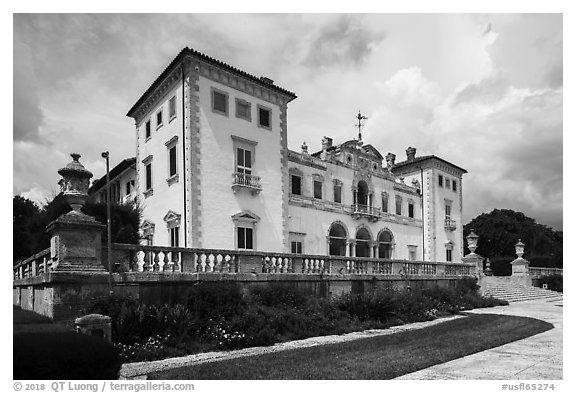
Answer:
57, 153, 93, 214
466, 230, 479, 254
406, 146, 417, 161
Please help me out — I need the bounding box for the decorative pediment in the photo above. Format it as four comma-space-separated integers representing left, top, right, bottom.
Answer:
163, 210, 181, 223
141, 220, 155, 236
231, 210, 261, 224
163, 211, 181, 229
361, 144, 384, 160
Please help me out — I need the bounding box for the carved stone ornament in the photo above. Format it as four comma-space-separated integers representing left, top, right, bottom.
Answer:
58, 153, 93, 213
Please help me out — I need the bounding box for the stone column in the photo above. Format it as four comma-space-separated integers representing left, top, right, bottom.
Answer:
348, 240, 356, 257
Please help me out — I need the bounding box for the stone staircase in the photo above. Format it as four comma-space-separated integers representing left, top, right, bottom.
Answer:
482, 278, 563, 303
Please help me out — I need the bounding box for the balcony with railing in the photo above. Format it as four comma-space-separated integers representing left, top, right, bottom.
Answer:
444, 217, 457, 231
231, 172, 262, 195
350, 203, 380, 222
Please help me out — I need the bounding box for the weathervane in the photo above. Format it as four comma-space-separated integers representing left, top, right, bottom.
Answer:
355, 110, 368, 144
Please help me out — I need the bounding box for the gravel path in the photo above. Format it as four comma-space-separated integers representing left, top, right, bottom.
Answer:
120, 314, 464, 379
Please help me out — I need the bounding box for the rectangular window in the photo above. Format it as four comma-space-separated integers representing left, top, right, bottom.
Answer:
126, 180, 135, 196
395, 197, 402, 215
145, 120, 151, 139
382, 193, 388, 213
438, 174, 444, 187
145, 163, 152, 191
156, 110, 163, 129
212, 89, 228, 115
408, 246, 417, 261
235, 99, 251, 121
236, 148, 252, 175
170, 227, 179, 248
446, 249, 453, 262
334, 183, 342, 203
237, 227, 253, 250
291, 175, 302, 195
258, 105, 271, 129
291, 241, 303, 254
445, 204, 452, 219
169, 145, 177, 177
452, 180, 457, 192
445, 178, 450, 188
408, 202, 414, 218
313, 180, 322, 199
169, 96, 177, 120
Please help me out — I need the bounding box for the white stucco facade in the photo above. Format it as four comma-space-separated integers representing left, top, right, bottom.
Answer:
126, 48, 467, 261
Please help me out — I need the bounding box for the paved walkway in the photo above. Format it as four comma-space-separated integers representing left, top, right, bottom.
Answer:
396, 298, 563, 380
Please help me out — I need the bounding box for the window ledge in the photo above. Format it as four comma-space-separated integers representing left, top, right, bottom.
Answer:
143, 189, 154, 198
257, 124, 271, 131
212, 108, 228, 117
156, 124, 163, 131
145, 136, 151, 143
169, 115, 177, 124
166, 174, 179, 186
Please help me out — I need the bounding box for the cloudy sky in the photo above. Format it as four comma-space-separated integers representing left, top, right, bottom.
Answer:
13, 13, 563, 230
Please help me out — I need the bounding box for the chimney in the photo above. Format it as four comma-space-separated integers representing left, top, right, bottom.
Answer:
322, 136, 333, 151
259, 76, 274, 85
385, 152, 396, 167
406, 146, 417, 161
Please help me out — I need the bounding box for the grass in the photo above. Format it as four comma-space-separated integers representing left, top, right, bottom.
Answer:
13, 306, 70, 334
149, 313, 553, 380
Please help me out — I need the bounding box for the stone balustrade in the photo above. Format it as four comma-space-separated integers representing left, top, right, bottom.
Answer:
13, 248, 52, 280
102, 243, 476, 277
14, 243, 484, 280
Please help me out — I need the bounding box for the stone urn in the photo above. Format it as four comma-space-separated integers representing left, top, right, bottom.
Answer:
58, 153, 93, 214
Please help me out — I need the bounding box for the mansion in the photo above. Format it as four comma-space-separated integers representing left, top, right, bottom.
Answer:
90, 47, 467, 262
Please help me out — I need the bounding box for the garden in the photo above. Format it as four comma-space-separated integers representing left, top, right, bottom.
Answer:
88, 277, 507, 363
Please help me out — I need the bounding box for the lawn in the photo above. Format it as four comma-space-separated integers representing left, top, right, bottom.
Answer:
149, 313, 553, 380
13, 306, 70, 334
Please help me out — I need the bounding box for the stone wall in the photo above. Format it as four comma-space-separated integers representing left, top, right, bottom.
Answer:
14, 271, 462, 321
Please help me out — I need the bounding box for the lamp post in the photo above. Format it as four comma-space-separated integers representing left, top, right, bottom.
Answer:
102, 151, 113, 296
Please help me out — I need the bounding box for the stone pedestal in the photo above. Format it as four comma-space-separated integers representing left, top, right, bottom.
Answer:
510, 257, 531, 286
47, 211, 106, 272
462, 252, 484, 277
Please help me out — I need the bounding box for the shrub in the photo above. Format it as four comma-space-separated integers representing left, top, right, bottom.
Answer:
538, 274, 563, 292
13, 332, 121, 380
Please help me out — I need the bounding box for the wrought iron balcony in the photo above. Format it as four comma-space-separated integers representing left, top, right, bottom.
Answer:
444, 218, 457, 231
350, 203, 380, 222
232, 172, 262, 195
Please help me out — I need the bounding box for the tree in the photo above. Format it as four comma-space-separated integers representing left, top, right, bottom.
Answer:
13, 196, 41, 262
13, 193, 142, 263
463, 209, 562, 272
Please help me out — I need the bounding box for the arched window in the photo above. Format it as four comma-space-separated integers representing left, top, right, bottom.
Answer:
328, 222, 347, 256
377, 229, 393, 259
355, 227, 372, 258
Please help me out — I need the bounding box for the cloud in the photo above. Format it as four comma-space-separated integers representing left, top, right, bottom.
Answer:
13, 41, 44, 143
302, 15, 385, 69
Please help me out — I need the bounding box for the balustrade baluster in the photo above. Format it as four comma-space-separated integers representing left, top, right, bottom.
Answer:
157, 251, 166, 271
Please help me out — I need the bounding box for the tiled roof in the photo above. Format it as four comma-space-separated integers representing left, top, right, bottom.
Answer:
393, 155, 467, 173
126, 47, 297, 118
89, 157, 136, 194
